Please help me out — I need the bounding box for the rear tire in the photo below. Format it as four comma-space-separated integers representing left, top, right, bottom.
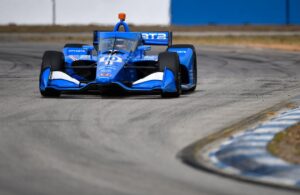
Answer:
168, 44, 197, 91
39, 51, 64, 97
158, 52, 181, 98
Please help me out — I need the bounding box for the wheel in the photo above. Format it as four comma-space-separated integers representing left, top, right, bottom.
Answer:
39, 51, 64, 97
168, 44, 197, 91
158, 52, 181, 98
64, 43, 87, 48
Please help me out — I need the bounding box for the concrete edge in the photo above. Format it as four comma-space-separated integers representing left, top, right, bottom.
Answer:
177, 100, 300, 191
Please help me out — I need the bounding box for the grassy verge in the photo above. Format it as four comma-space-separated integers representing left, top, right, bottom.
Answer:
268, 123, 300, 164
174, 36, 300, 52
1, 24, 300, 33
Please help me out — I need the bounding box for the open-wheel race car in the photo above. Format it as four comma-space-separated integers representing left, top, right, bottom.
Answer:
39, 13, 197, 98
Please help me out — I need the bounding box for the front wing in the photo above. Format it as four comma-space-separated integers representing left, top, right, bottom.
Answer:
40, 68, 177, 94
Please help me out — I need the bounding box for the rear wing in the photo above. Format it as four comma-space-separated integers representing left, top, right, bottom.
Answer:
141, 32, 172, 46
93, 31, 172, 49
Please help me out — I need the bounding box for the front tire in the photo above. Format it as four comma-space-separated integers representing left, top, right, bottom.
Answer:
39, 51, 64, 97
158, 52, 181, 98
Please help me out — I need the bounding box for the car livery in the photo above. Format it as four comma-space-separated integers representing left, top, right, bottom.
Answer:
39, 13, 197, 98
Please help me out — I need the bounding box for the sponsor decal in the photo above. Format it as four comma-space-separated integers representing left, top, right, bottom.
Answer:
99, 72, 111, 77
142, 33, 167, 40
68, 49, 86, 53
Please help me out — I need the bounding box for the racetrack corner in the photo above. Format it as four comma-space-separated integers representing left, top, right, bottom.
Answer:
178, 95, 300, 191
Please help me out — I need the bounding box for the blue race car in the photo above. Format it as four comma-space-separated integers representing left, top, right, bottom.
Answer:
39, 13, 197, 98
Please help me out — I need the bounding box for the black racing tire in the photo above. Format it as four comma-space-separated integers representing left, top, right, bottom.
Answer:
40, 88, 61, 97
64, 43, 87, 48
158, 52, 181, 98
169, 44, 197, 91
39, 51, 65, 97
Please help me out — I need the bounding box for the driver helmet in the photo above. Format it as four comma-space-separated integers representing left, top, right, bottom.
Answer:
115, 39, 127, 50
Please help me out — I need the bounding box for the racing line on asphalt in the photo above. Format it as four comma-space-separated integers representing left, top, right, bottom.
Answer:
0, 42, 300, 195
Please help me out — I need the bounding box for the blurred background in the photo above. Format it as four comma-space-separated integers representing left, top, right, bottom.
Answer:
0, 0, 299, 25
0, 0, 170, 25
0, 0, 299, 51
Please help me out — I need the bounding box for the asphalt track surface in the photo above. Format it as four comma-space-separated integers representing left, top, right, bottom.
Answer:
0, 42, 300, 195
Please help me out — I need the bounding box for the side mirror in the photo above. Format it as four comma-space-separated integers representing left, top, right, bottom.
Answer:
137, 45, 151, 51
82, 45, 94, 55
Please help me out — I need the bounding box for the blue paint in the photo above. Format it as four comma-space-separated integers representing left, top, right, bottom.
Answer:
258, 124, 292, 129
231, 139, 271, 143
171, 0, 300, 25
39, 67, 50, 91
218, 146, 266, 153
162, 68, 177, 93
241, 165, 296, 176
113, 20, 130, 32
290, 0, 300, 24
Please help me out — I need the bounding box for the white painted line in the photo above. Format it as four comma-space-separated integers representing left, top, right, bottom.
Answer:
277, 115, 300, 120
255, 157, 290, 166
257, 176, 298, 186
210, 155, 220, 165
220, 139, 234, 147
238, 135, 274, 141
253, 127, 283, 134
217, 149, 266, 159
226, 142, 267, 147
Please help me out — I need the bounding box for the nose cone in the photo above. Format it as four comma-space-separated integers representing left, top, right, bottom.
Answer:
96, 63, 114, 84
96, 54, 125, 84
97, 75, 112, 84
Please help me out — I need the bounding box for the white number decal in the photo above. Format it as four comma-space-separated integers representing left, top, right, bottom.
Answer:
99, 56, 122, 65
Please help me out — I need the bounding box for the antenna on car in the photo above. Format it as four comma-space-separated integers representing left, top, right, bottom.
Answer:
113, 13, 130, 32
